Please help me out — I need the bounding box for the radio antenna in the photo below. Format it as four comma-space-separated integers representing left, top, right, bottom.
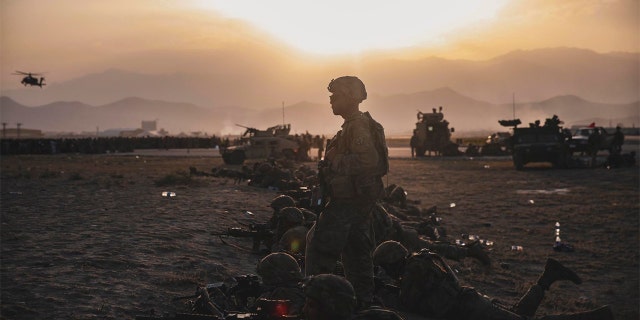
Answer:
512, 93, 516, 119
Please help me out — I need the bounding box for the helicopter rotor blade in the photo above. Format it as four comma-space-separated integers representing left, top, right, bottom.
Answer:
12, 71, 44, 76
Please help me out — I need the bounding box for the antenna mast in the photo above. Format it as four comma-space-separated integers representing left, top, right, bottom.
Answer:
282, 101, 285, 126
512, 93, 516, 119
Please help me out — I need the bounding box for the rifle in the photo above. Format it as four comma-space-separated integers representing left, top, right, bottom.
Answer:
415, 213, 447, 241
282, 187, 312, 209
136, 298, 301, 319
171, 275, 263, 314
309, 160, 329, 214
211, 226, 274, 253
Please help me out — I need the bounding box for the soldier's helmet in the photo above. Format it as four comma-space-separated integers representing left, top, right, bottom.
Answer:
352, 307, 405, 320
303, 274, 356, 318
278, 207, 304, 226
256, 252, 303, 286
270, 195, 296, 211
373, 240, 408, 266
387, 185, 407, 207
279, 226, 308, 254
328, 76, 367, 103
258, 162, 273, 173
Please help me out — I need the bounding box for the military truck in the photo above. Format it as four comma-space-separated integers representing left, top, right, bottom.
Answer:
411, 106, 461, 156
568, 125, 616, 155
501, 116, 571, 170
221, 124, 300, 165
480, 131, 511, 156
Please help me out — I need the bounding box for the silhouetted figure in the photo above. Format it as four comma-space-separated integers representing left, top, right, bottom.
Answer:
611, 126, 624, 154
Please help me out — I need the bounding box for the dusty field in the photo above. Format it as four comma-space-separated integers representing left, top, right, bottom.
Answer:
1, 153, 638, 319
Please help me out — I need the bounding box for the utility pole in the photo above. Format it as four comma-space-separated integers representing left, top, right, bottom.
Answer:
16, 122, 22, 139
282, 101, 285, 126
2, 122, 6, 138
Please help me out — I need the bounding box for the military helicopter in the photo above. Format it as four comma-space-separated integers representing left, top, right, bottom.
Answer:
12, 71, 46, 88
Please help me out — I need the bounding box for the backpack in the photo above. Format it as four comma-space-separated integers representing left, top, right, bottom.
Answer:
399, 250, 460, 318
363, 111, 389, 176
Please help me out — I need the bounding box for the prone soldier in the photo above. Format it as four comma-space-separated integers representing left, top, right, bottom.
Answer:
372, 241, 614, 320
302, 274, 405, 320
255, 252, 306, 317
372, 203, 491, 266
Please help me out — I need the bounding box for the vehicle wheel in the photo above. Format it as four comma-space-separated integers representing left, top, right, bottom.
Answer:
513, 151, 524, 170
443, 143, 461, 156
554, 151, 569, 169
481, 144, 500, 156
223, 150, 246, 165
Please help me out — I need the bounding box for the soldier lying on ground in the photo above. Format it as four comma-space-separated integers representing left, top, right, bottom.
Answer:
255, 252, 307, 316
372, 241, 614, 320
268, 195, 297, 229
302, 273, 405, 320
372, 204, 491, 266
271, 206, 309, 256
191, 254, 406, 320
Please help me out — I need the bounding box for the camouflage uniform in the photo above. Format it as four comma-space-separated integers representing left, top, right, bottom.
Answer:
374, 242, 612, 320
306, 77, 388, 307
255, 252, 306, 316
372, 204, 487, 264
273, 207, 305, 245
303, 274, 357, 320
268, 195, 296, 229
277, 225, 309, 256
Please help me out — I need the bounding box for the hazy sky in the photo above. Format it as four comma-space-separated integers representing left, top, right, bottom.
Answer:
1, 0, 638, 90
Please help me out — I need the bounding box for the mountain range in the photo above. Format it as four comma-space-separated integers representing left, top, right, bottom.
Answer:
1, 90, 637, 137
1, 47, 637, 136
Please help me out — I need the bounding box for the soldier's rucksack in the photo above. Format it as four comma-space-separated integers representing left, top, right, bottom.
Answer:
363, 111, 389, 176
399, 249, 461, 318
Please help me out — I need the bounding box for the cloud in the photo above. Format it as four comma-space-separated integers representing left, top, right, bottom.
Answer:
432, 0, 639, 59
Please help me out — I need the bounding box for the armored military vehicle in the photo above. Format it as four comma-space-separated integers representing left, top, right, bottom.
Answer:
411, 106, 460, 156
480, 131, 512, 156
568, 125, 616, 155
501, 116, 571, 170
221, 124, 300, 165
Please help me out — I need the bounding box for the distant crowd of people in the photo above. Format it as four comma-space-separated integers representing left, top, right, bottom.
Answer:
0, 136, 222, 155
0, 131, 329, 158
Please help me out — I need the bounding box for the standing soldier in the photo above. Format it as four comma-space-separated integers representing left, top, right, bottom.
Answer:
611, 126, 624, 154
588, 128, 602, 167
410, 130, 419, 158
305, 76, 389, 309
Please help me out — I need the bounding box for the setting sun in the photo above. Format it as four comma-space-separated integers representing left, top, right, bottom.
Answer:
190, 0, 510, 55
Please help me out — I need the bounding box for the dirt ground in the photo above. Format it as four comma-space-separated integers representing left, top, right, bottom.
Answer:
1, 153, 638, 319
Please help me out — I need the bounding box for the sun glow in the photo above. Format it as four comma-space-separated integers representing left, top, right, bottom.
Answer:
190, 0, 510, 55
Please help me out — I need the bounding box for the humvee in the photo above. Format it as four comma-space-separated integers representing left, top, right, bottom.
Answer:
502, 116, 571, 170
221, 124, 300, 165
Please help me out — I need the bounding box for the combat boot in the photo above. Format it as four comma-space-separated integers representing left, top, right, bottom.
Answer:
512, 284, 544, 317
466, 241, 491, 266
538, 305, 614, 320
537, 258, 582, 290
